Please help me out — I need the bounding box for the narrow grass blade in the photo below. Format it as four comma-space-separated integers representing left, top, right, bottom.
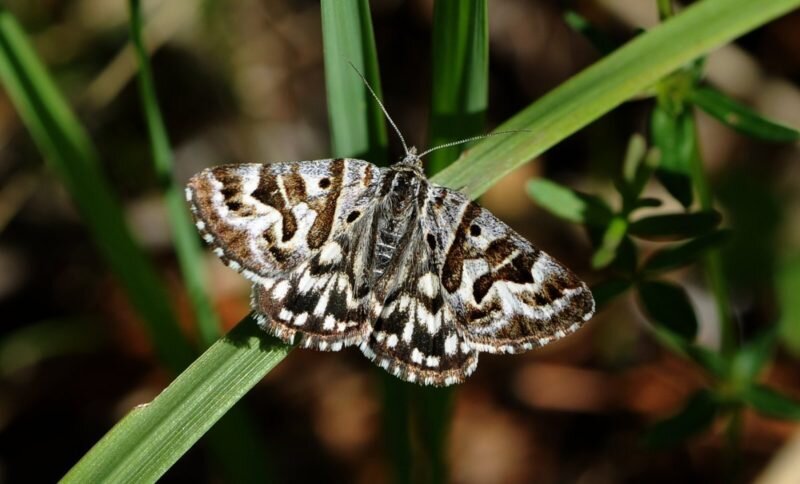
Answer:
129, 0, 220, 347
431, 0, 800, 198
62, 315, 291, 483
427, 0, 488, 174
61, 0, 800, 479
321, 3, 416, 482
415, 3, 489, 482
321, 0, 387, 162
0, 8, 194, 372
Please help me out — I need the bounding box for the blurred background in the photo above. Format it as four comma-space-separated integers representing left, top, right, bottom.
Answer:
1, 0, 800, 482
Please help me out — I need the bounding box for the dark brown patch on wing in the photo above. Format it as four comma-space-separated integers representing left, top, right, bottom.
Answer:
483, 237, 516, 265
251, 166, 298, 243
307, 158, 345, 248
283, 164, 307, 204
212, 169, 243, 213
362, 164, 374, 187
441, 202, 482, 293
471, 252, 538, 304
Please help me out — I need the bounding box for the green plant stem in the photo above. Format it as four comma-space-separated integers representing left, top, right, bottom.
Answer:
129, 0, 220, 347
690, 122, 736, 355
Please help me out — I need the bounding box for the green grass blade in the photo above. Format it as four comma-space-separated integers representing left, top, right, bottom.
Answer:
321, 0, 387, 163
62, 315, 291, 483
320, 3, 412, 482
416, 2, 489, 483
427, 0, 488, 174
129, 0, 220, 347
0, 8, 194, 372
61, 0, 800, 479
431, 0, 800, 199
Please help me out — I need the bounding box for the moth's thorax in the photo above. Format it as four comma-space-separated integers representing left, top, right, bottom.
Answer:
373, 167, 426, 280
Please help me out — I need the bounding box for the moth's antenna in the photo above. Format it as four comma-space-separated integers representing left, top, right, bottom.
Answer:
348, 61, 410, 156
417, 130, 529, 158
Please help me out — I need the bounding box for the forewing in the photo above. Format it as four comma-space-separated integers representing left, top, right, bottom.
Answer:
429, 186, 595, 354
186, 158, 381, 283
252, 196, 380, 349
360, 195, 479, 386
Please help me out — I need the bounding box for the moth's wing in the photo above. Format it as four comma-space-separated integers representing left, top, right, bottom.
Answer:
252, 188, 382, 349
431, 186, 595, 354
187, 158, 382, 283
359, 198, 479, 386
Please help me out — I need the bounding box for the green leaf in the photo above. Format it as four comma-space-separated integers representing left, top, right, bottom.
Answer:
591, 278, 633, 309
563, 10, 618, 55
634, 197, 663, 209
130, 0, 220, 347
427, 0, 488, 175
613, 235, 639, 275
629, 210, 722, 240
651, 103, 696, 207
321, 0, 387, 162
689, 86, 800, 142
526, 179, 613, 226
622, 133, 648, 185
62, 315, 292, 482
638, 280, 698, 340
651, 326, 729, 378
0, 7, 194, 372
591, 216, 629, 269
730, 329, 777, 387
644, 389, 718, 448
741, 385, 800, 420
642, 229, 730, 274
778, 252, 800, 355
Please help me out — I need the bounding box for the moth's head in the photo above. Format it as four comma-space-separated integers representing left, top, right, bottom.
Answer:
399, 146, 423, 169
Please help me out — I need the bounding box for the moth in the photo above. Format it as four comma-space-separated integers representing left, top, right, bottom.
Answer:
186, 77, 594, 387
